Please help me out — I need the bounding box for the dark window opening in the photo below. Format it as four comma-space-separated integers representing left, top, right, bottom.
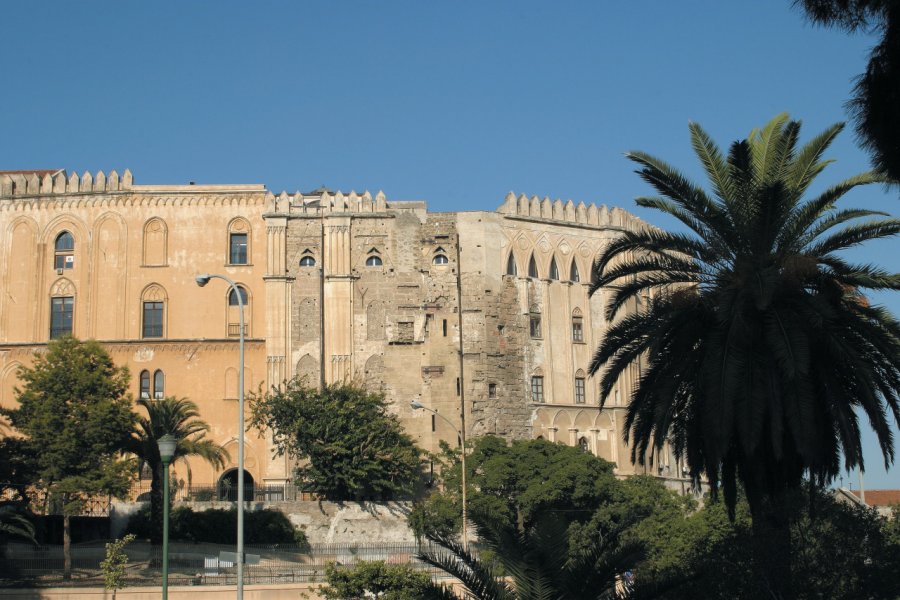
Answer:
506, 253, 517, 276
228, 286, 249, 306
575, 378, 586, 404
140, 370, 150, 400
442, 319, 448, 337
229, 233, 248, 264
142, 301, 164, 338
530, 314, 541, 339
54, 232, 75, 270
549, 257, 559, 280
50, 296, 74, 339
488, 383, 497, 398
528, 255, 538, 278
456, 377, 461, 396
531, 376, 544, 403
153, 370, 165, 400
570, 261, 580, 283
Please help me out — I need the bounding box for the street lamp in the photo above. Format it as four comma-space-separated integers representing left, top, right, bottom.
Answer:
410, 400, 468, 550
195, 273, 246, 599
157, 434, 177, 600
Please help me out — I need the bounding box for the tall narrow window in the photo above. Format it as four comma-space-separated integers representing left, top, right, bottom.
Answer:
506, 253, 517, 276
578, 436, 590, 453
575, 377, 586, 404
229, 233, 248, 265
529, 305, 542, 339
531, 376, 544, 403
50, 296, 74, 339
142, 301, 164, 338
570, 260, 580, 283
528, 254, 539, 278
153, 370, 165, 400
139, 370, 151, 400
54, 232, 75, 269
488, 383, 497, 398
549, 257, 559, 280
442, 319, 448, 337
572, 309, 584, 342
228, 286, 249, 337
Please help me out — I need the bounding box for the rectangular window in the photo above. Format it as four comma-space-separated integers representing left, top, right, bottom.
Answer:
442, 319, 448, 337
530, 314, 542, 338
229, 233, 248, 265
572, 317, 584, 342
142, 301, 164, 338
488, 383, 497, 398
50, 297, 74, 339
456, 377, 461, 396
531, 376, 544, 403
575, 378, 586, 404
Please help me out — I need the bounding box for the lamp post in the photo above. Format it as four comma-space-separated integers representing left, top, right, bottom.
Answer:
410, 400, 468, 550
157, 434, 177, 600
195, 273, 246, 599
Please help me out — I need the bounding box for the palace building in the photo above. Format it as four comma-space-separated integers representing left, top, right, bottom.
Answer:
0, 169, 688, 496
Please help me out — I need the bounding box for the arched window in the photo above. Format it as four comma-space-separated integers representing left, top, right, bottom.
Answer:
506, 253, 517, 276
528, 254, 539, 278
366, 255, 383, 266
578, 436, 590, 453
570, 260, 580, 283
299, 255, 316, 267
54, 231, 75, 269
142, 218, 168, 266
574, 369, 586, 404
153, 369, 165, 400
572, 308, 584, 342
228, 286, 249, 306
140, 370, 150, 400
433, 254, 449, 265
549, 257, 559, 280
228, 218, 251, 265
141, 285, 167, 339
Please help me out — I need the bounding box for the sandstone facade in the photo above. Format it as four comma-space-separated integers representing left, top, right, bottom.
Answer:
0, 170, 688, 495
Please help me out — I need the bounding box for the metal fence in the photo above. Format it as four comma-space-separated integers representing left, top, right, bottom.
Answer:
128, 482, 319, 503
0, 540, 453, 588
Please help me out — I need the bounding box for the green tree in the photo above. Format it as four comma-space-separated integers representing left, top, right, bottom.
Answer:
409, 437, 618, 540
100, 533, 136, 600
0, 505, 36, 545
0, 337, 136, 580
321, 561, 455, 600
249, 381, 423, 500
589, 114, 900, 598
794, 0, 900, 182
123, 396, 228, 544
419, 511, 661, 600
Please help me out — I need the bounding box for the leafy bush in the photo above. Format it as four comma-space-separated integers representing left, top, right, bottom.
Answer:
321, 561, 450, 600
125, 506, 308, 548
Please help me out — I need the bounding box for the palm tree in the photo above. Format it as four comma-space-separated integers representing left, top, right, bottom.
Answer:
419, 512, 659, 600
125, 397, 229, 544
589, 114, 900, 599
0, 505, 36, 545
794, 0, 900, 182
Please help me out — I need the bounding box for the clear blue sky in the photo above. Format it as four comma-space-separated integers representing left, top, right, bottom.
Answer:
1, 1, 897, 489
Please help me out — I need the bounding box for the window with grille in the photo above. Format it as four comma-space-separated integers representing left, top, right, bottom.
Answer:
575, 377, 586, 404
229, 233, 248, 264
50, 296, 74, 339
531, 376, 544, 403
572, 315, 584, 342
140, 370, 151, 400
142, 301, 164, 338
153, 370, 165, 399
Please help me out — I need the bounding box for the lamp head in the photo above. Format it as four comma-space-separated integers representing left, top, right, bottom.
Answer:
157, 434, 177, 463
195, 274, 211, 287
410, 400, 425, 410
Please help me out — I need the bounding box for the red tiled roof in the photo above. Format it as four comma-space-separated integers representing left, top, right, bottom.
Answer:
0, 169, 62, 177
849, 489, 900, 507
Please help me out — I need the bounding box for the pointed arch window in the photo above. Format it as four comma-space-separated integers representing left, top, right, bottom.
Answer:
366, 255, 383, 266
506, 253, 517, 276
140, 370, 150, 400
578, 436, 590, 453
54, 231, 75, 269
528, 254, 539, 278
153, 370, 165, 400
299, 255, 316, 267
433, 254, 449, 265
575, 369, 586, 404
570, 260, 580, 283
549, 257, 559, 280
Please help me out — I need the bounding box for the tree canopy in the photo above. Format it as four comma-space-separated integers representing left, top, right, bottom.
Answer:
589, 114, 900, 598
249, 381, 424, 500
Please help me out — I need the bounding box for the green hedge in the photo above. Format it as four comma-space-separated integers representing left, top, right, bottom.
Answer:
125, 506, 308, 548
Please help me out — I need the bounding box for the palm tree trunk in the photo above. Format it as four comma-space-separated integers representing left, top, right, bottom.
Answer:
63, 512, 71, 581
750, 492, 794, 600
